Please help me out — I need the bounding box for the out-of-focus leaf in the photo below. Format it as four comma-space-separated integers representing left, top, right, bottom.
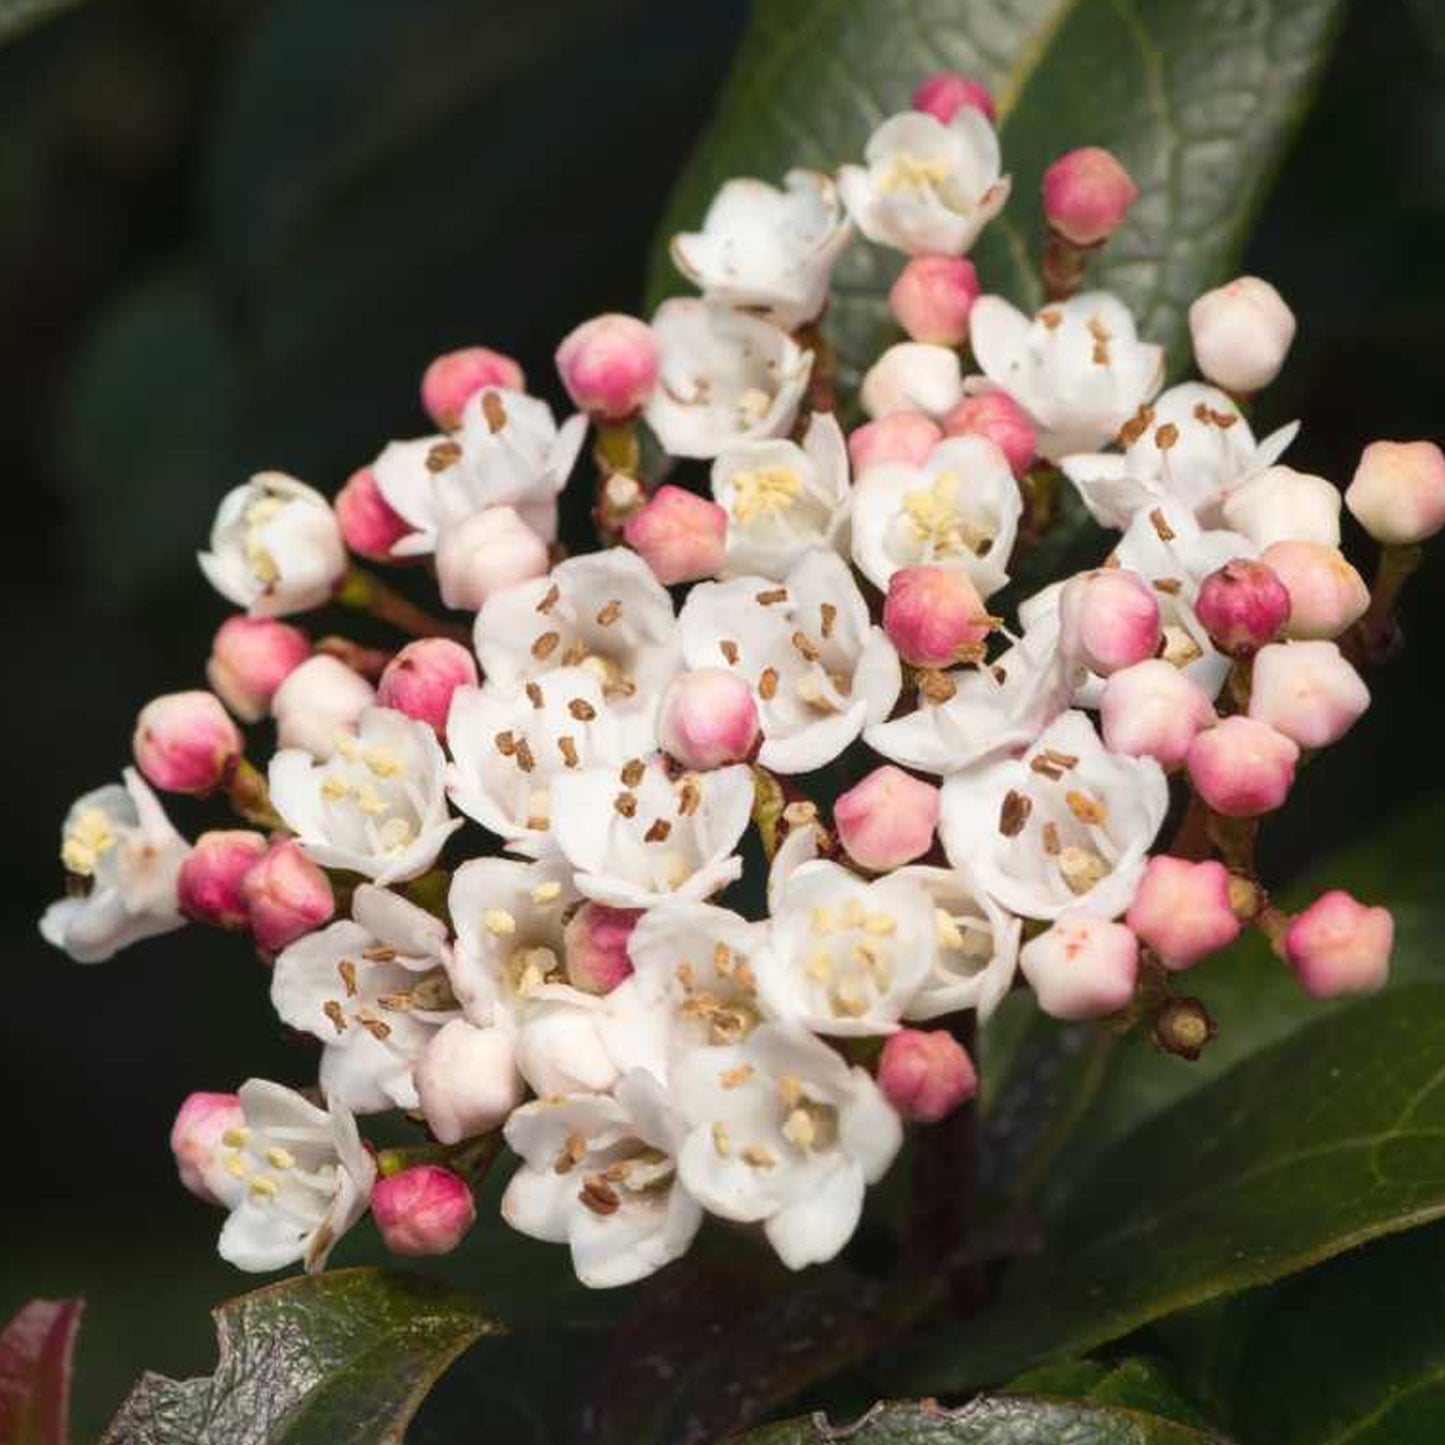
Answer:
0, 1299, 83, 1445
1004, 1357, 1213, 1431
0, 0, 87, 47
100, 1269, 498, 1445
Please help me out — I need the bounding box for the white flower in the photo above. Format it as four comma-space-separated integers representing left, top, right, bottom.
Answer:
373, 388, 586, 556
1061, 381, 1298, 529
859, 343, 964, 420
671, 169, 851, 329
199, 472, 346, 617
502, 1072, 702, 1288
644, 299, 811, 460
269, 707, 461, 884
272, 655, 377, 759
673, 1023, 902, 1270
550, 756, 753, 909
1220, 464, 1342, 550
756, 861, 934, 1036
215, 1078, 374, 1274
968, 292, 1165, 460
939, 710, 1168, 921
712, 412, 851, 579
837, 109, 1010, 256
474, 549, 680, 716
894, 864, 1022, 1022
270, 885, 456, 1114
851, 434, 1022, 596
40, 769, 188, 964
446, 668, 654, 856
679, 548, 900, 773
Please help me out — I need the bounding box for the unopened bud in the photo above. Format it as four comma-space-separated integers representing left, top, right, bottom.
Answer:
435, 505, 550, 612
133, 691, 243, 796
1059, 568, 1162, 676
272, 654, 377, 758
912, 70, 996, 125
860, 342, 963, 420
207, 615, 311, 723
889, 255, 980, 346
421, 346, 526, 430
834, 764, 940, 871
623, 485, 727, 585
1279, 890, 1393, 999
1187, 715, 1298, 818
1188, 276, 1296, 394
848, 411, 942, 475
1248, 640, 1369, 749
1221, 465, 1341, 551
878, 1029, 978, 1123
178, 830, 268, 931
1127, 856, 1241, 969
657, 668, 760, 769
1042, 147, 1138, 247
242, 838, 335, 953
335, 465, 411, 562
564, 902, 641, 995
883, 564, 991, 668
1152, 996, 1217, 1061
416, 1020, 524, 1145
377, 638, 479, 736
1195, 558, 1291, 658
940, 391, 1038, 478
1020, 909, 1139, 1020
371, 1165, 476, 1256
555, 313, 659, 420
1099, 660, 1216, 770
1345, 439, 1445, 545
1260, 541, 1370, 641
170, 1091, 245, 1204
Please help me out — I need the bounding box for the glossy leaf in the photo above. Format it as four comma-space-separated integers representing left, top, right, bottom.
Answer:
0, 1299, 83, 1445
1005, 1357, 1213, 1431
100, 1269, 498, 1445
0, 0, 87, 47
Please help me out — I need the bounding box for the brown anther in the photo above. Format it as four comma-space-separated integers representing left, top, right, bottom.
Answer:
482, 392, 507, 434
553, 1132, 587, 1174
361, 945, 398, 962
644, 818, 672, 843
1155, 423, 1179, 451
1042, 821, 1062, 856
1152, 996, 1218, 1062
358, 1014, 392, 1041
720, 1063, 755, 1089
999, 789, 1032, 837
620, 758, 646, 787
514, 738, 536, 773
676, 777, 701, 817
537, 584, 560, 614
1066, 789, 1108, 825
791, 631, 820, 663
323, 1000, 347, 1034
1029, 756, 1065, 781
377, 992, 413, 1012
579, 1179, 621, 1215
568, 698, 597, 722
756, 587, 789, 606
713, 941, 734, 973
525, 682, 544, 710
820, 602, 837, 638
614, 792, 638, 818
337, 958, 358, 997
596, 599, 622, 626
1039, 307, 1063, 330
1212, 408, 1239, 429
561, 642, 587, 666
426, 440, 462, 472
558, 735, 579, 769
1116, 404, 1155, 448
532, 631, 561, 660
917, 669, 957, 704
759, 667, 779, 700
741, 1144, 778, 1170
1153, 576, 1183, 595
1149, 507, 1176, 542
1041, 748, 1079, 770
495, 730, 517, 756
719, 639, 740, 665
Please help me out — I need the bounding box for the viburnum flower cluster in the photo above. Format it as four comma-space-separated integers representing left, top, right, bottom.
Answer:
44, 71, 1442, 1287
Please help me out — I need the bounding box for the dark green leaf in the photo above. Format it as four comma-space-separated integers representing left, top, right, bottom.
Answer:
0, 1299, 83, 1445
100, 1269, 498, 1445
0, 0, 87, 47
1005, 1357, 1213, 1431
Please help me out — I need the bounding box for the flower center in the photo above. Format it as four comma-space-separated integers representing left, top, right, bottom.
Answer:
804, 898, 900, 1020
879, 152, 952, 197
62, 807, 115, 875
902, 472, 992, 560
243, 494, 286, 586
730, 465, 802, 523
320, 732, 418, 857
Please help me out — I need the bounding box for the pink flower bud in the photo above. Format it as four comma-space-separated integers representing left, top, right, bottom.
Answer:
170, 1091, 244, 1204
1020, 908, 1139, 1020
1249, 640, 1369, 750
415, 1019, 523, 1145
1042, 147, 1138, 247
877, 1029, 978, 1123
334, 465, 411, 562
272, 654, 377, 757
1126, 856, 1241, 969
1222, 465, 1341, 551
421, 346, 526, 429
883, 564, 991, 668
1195, 558, 1291, 658
371, 1165, 476, 1257
1345, 440, 1445, 545
1186, 715, 1298, 818
889, 256, 980, 346
912, 70, 996, 125
564, 902, 641, 995
377, 638, 479, 736
860, 342, 963, 419
623, 485, 727, 585
1188, 276, 1296, 394
242, 838, 334, 953
1059, 568, 1162, 676
1279, 890, 1393, 999
435, 505, 550, 612
207, 615, 311, 723
834, 764, 940, 871
177, 830, 268, 930
941, 391, 1038, 479
657, 668, 760, 769
1260, 541, 1370, 641
1099, 660, 1216, 770
555, 313, 659, 420
848, 411, 942, 475
133, 691, 243, 796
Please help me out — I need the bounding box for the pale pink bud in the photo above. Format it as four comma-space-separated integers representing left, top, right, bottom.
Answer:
1248, 640, 1369, 750
555, 313, 659, 420
207, 615, 311, 723
877, 1029, 978, 1123
415, 1019, 523, 1145
657, 668, 760, 769
883, 564, 991, 668
623, 485, 727, 585
1020, 908, 1139, 1020
912, 71, 996, 125
1042, 147, 1138, 247
834, 764, 940, 871
564, 902, 641, 995
242, 838, 334, 952
1345, 440, 1445, 545
1099, 660, 1216, 770
941, 391, 1038, 479
335, 465, 411, 562
1187, 715, 1298, 817
272, 654, 377, 757
848, 411, 942, 475
133, 691, 243, 796
1222, 465, 1341, 550
1195, 558, 1291, 658
1126, 856, 1241, 970
421, 346, 526, 429
1059, 568, 1162, 676
371, 1165, 476, 1256
377, 638, 479, 736
435, 505, 550, 612
889, 256, 980, 346
177, 830, 268, 931
1279, 890, 1393, 999
170, 1091, 244, 1204
860, 342, 963, 419
1260, 541, 1370, 641
1188, 276, 1296, 394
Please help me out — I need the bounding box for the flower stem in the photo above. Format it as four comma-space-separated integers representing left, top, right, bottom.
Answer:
226, 757, 283, 830
335, 567, 470, 644
794, 320, 837, 415
1350, 541, 1424, 664
314, 635, 395, 680
593, 421, 644, 542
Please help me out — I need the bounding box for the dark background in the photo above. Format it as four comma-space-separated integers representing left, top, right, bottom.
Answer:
2, 0, 1443, 1435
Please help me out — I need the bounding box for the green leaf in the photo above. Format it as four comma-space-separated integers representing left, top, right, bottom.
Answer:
0, 0, 87, 47
720, 1397, 1228, 1444
99, 1269, 499, 1445
0, 1299, 83, 1445
898, 982, 1445, 1392
1005, 1357, 1213, 1431
647, 0, 1350, 393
